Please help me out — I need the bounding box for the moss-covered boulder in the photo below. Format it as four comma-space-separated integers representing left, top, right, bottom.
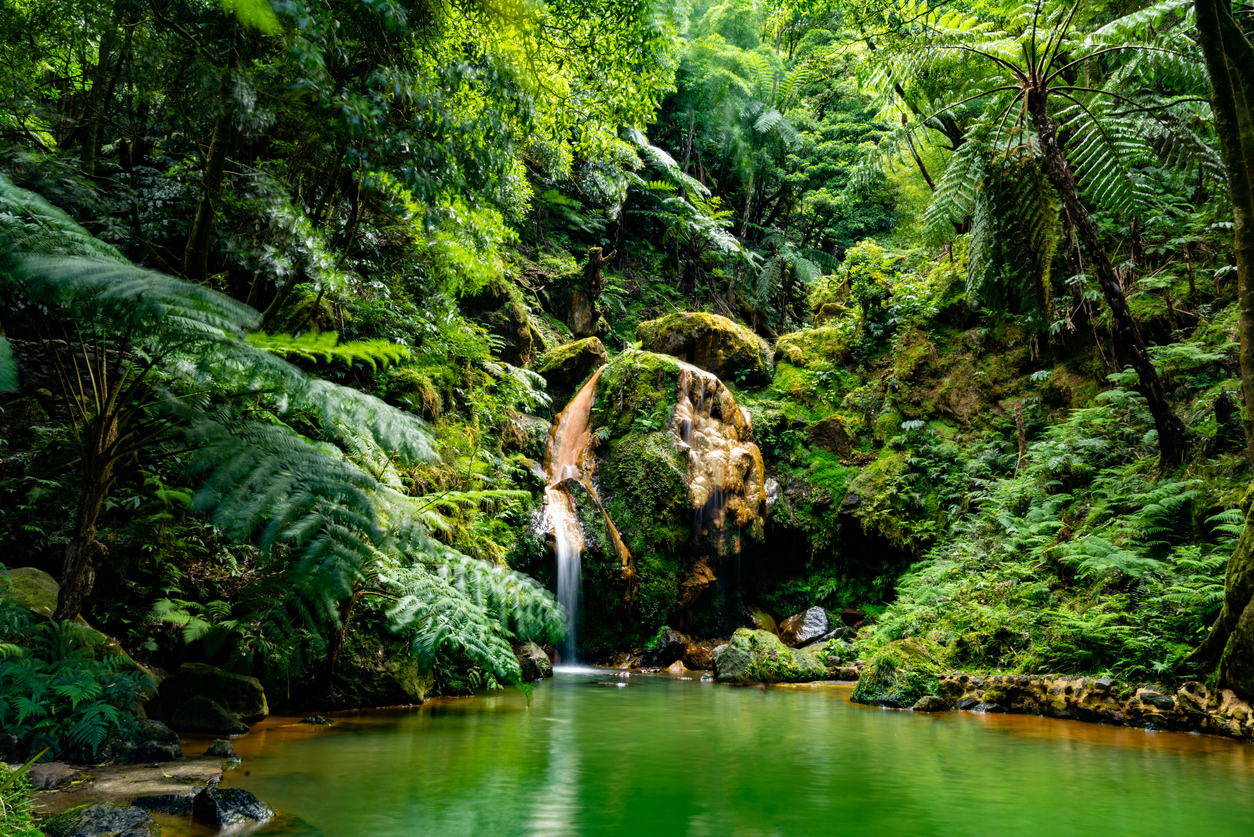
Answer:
850, 638, 948, 708
595, 350, 686, 439
636, 312, 771, 386
775, 326, 852, 368
536, 337, 608, 394
515, 642, 553, 681
712, 628, 838, 684
329, 627, 433, 708
147, 663, 268, 724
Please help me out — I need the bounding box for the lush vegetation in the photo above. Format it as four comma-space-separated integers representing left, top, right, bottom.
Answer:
4, 0, 1254, 809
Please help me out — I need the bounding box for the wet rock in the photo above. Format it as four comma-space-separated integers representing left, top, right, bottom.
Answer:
712, 628, 835, 684
834, 666, 861, 681
1139, 691, 1176, 712
121, 719, 180, 764
205, 739, 239, 759
132, 793, 195, 816
462, 279, 536, 365
666, 659, 686, 673
299, 716, 332, 726
683, 644, 714, 671
851, 639, 946, 707
745, 609, 779, 636
515, 641, 554, 681
29, 762, 83, 790
779, 607, 830, 647
192, 787, 273, 826
955, 697, 981, 711
635, 312, 772, 386
536, 338, 609, 397
43, 803, 158, 837
912, 695, 949, 712
640, 627, 689, 668
168, 695, 249, 736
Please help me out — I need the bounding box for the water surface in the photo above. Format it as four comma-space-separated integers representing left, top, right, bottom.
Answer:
169, 671, 1254, 836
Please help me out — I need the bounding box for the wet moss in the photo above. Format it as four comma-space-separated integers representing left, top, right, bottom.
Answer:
595, 349, 684, 439
851, 638, 948, 707
775, 327, 852, 368
636, 312, 772, 386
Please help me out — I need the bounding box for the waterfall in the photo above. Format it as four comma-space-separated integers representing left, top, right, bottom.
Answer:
543, 366, 632, 663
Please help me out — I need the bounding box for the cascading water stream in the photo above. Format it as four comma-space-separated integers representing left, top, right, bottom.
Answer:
543, 366, 631, 664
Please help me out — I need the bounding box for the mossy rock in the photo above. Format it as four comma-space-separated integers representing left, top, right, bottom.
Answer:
850, 638, 948, 708
806, 414, 856, 457
712, 628, 837, 684
636, 312, 772, 386
775, 327, 852, 369
595, 349, 686, 439
536, 337, 608, 391
0, 567, 145, 670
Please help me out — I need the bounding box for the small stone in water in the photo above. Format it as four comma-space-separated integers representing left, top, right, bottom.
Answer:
300, 715, 333, 725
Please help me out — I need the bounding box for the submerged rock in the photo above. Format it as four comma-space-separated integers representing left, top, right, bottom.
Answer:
192, 787, 273, 826
851, 639, 947, 708
640, 627, 689, 668
779, 607, 830, 647
299, 716, 333, 726
205, 739, 239, 759
636, 312, 772, 385
712, 628, 838, 684
912, 695, 950, 712
43, 803, 158, 837
515, 641, 554, 681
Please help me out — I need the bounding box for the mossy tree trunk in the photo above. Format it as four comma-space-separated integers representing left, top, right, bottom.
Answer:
1187, 0, 1254, 696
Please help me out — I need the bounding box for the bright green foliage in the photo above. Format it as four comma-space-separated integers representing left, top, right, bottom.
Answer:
0, 752, 43, 837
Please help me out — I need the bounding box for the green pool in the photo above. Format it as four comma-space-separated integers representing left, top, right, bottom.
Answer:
167, 669, 1254, 836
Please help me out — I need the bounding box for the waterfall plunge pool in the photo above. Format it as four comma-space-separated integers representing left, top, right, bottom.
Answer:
163, 670, 1254, 837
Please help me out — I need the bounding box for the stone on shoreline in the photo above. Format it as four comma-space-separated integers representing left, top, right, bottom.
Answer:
168, 695, 249, 736
192, 786, 273, 826
42, 802, 159, 837
515, 642, 554, 681
851, 639, 946, 708
204, 739, 239, 759
779, 607, 830, 647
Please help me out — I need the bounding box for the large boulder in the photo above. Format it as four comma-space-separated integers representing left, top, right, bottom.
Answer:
148, 663, 267, 724
775, 326, 852, 367
636, 312, 771, 386
167, 695, 249, 736
712, 628, 838, 684
42, 803, 159, 837
639, 627, 689, 668
515, 642, 554, 681
851, 638, 948, 708
779, 607, 830, 647
329, 631, 433, 709
191, 787, 273, 826
536, 337, 608, 395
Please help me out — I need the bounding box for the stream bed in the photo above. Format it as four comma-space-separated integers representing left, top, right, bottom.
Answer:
165, 670, 1254, 836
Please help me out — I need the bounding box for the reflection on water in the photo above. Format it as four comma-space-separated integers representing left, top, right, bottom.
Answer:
163, 671, 1254, 837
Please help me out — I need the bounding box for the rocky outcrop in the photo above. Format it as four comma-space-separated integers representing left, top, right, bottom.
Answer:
775, 326, 852, 367
851, 639, 946, 708
912, 695, 949, 712
516, 642, 554, 681
192, 787, 273, 826
204, 739, 239, 760
636, 312, 772, 386
462, 279, 537, 365
779, 607, 830, 647
29, 763, 83, 790
712, 628, 843, 684
42, 803, 159, 837
805, 415, 856, 457
683, 643, 714, 670
535, 338, 608, 397
938, 675, 1254, 740
144, 662, 267, 727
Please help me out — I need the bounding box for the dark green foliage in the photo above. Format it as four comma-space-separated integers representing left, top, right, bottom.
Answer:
0, 602, 152, 761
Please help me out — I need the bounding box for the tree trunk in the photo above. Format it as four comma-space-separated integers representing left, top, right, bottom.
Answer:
1026, 88, 1189, 468
53, 421, 117, 621
1185, 0, 1254, 699
78, 10, 123, 178
182, 47, 237, 283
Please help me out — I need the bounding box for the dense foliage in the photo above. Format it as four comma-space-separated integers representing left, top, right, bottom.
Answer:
2, 0, 1254, 783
